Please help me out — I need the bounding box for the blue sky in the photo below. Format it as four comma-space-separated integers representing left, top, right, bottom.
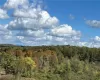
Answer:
0, 0, 100, 47
45, 0, 100, 36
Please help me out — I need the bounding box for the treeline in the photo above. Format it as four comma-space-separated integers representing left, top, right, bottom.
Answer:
0, 45, 100, 80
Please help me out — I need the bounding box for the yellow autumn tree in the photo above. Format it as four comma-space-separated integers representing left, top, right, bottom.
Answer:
15, 57, 36, 78
23, 57, 36, 69
22, 57, 36, 77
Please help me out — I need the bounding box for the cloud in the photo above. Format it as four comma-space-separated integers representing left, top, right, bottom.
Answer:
0, 0, 82, 46
50, 24, 81, 38
86, 20, 100, 28
78, 36, 100, 48
93, 36, 100, 42
2, 0, 100, 47
16, 29, 45, 38
69, 14, 75, 20
0, 24, 14, 44
0, 24, 11, 36
0, 8, 9, 19
4, 0, 29, 9
10, 3, 59, 30
7, 10, 59, 30
13, 7, 41, 18
0, 24, 26, 45
14, 24, 81, 46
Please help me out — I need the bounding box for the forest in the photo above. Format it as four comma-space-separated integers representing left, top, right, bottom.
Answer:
0, 44, 100, 80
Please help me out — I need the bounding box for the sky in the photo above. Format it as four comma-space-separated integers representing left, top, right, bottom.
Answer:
0, 0, 100, 47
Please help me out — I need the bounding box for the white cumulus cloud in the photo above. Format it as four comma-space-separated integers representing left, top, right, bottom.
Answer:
51, 24, 81, 37
0, 8, 9, 19
1, 0, 98, 47
93, 36, 100, 42
4, 0, 29, 9
7, 10, 59, 30
86, 20, 100, 28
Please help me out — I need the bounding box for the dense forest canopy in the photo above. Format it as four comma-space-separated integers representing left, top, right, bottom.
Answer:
0, 44, 100, 80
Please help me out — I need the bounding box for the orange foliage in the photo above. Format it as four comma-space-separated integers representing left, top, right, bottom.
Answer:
15, 50, 23, 57
25, 50, 33, 57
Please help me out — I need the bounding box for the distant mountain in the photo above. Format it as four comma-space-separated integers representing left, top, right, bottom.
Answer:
0, 44, 16, 47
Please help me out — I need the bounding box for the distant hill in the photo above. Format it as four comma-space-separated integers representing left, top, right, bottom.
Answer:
0, 44, 16, 47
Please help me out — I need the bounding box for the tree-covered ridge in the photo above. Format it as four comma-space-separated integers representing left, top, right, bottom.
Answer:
0, 45, 100, 80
